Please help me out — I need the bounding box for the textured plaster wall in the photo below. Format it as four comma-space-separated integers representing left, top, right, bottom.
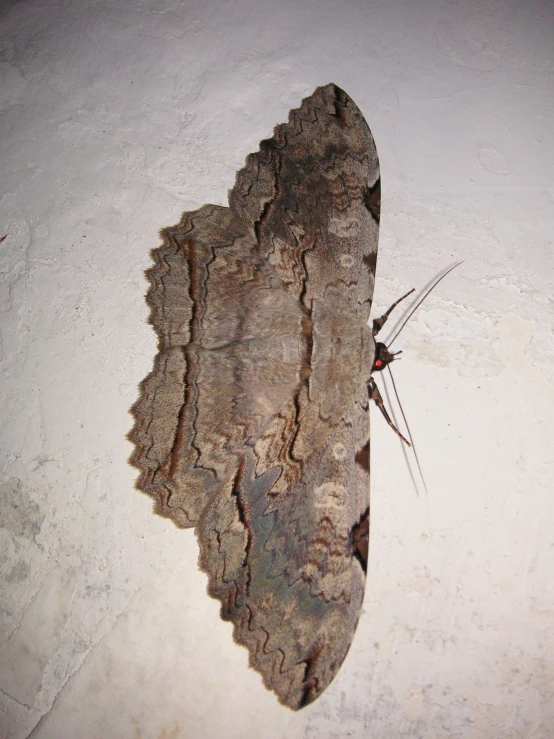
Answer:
0, 0, 553, 737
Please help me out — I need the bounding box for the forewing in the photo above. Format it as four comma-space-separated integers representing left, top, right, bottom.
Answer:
229, 83, 380, 321
198, 377, 371, 709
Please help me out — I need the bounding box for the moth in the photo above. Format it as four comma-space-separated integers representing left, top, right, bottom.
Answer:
130, 83, 401, 709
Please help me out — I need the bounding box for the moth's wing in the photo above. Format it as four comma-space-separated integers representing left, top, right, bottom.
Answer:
198, 376, 371, 709
229, 82, 380, 321
195, 84, 380, 708
129, 204, 307, 527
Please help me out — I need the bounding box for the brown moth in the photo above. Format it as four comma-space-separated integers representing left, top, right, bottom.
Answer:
130, 83, 383, 709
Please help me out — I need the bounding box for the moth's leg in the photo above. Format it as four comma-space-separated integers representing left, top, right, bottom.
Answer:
372, 288, 414, 336
368, 377, 411, 446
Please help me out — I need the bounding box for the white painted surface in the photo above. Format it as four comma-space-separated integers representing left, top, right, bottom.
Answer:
1, 0, 553, 736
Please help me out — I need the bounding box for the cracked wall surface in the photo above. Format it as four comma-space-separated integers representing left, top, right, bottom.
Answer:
1, 0, 553, 737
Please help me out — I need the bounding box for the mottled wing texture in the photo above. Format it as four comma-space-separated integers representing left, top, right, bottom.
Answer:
129, 83, 380, 709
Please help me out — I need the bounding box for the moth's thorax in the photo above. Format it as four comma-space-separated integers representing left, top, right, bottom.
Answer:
305, 292, 373, 424
240, 332, 306, 365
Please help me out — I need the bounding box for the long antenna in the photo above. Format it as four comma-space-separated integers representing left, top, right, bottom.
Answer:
387, 365, 428, 494
388, 261, 463, 348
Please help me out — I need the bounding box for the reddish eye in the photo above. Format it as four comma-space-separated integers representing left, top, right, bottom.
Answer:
375, 359, 383, 368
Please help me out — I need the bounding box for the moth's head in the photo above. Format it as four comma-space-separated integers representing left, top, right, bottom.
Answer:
372, 342, 401, 372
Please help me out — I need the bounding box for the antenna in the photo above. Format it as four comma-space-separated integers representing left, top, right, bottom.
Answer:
370, 261, 462, 492
387, 261, 463, 348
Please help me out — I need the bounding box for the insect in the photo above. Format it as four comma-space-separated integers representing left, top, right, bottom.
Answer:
130, 83, 413, 709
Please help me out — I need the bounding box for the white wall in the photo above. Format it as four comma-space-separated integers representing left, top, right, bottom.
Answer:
1, 0, 553, 736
